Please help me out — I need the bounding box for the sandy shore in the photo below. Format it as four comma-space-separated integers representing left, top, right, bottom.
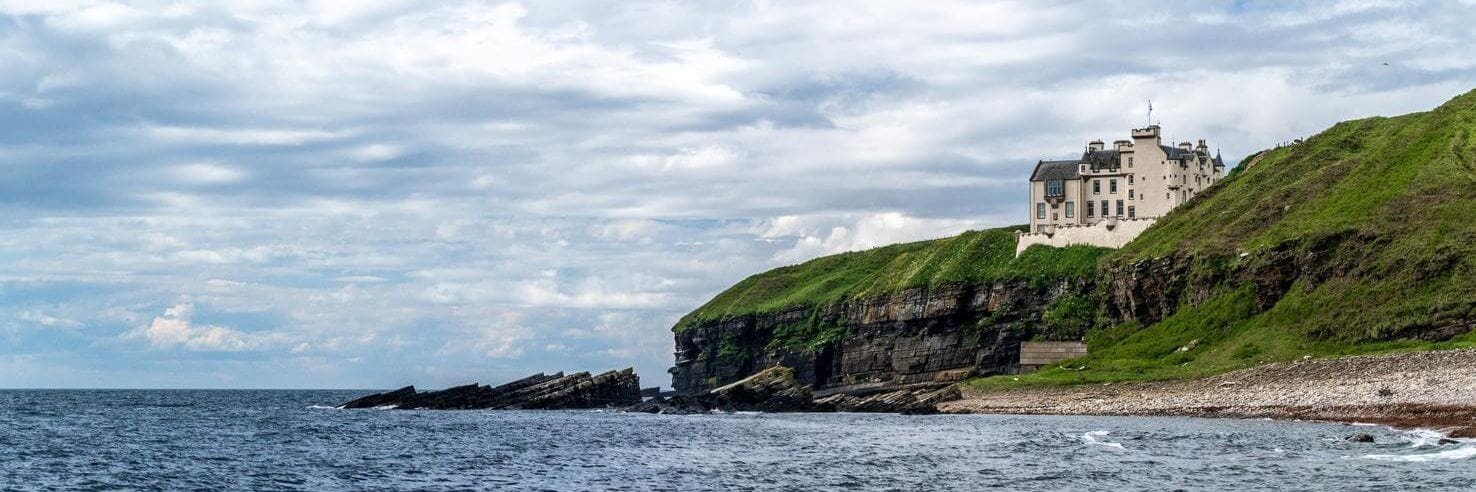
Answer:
940, 349, 1476, 437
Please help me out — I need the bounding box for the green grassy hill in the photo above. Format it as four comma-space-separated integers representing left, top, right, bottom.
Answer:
676, 227, 1109, 331
976, 89, 1476, 389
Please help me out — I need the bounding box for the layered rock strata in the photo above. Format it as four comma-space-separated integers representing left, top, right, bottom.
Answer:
669, 280, 1090, 394
626, 367, 962, 415
339, 368, 642, 410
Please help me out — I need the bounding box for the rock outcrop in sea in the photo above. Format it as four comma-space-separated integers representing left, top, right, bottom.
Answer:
626, 366, 962, 415
339, 368, 642, 410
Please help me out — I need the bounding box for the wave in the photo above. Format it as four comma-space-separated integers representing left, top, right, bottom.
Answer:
1082, 430, 1125, 450
1358, 429, 1476, 462
306, 405, 341, 410
1360, 446, 1476, 462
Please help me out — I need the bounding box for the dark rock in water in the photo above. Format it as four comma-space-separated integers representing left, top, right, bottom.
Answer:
706, 367, 819, 412
1438, 438, 1461, 445
1346, 433, 1375, 443
624, 395, 712, 415
813, 384, 961, 414
339, 368, 641, 410
626, 367, 962, 415
340, 385, 418, 409
622, 367, 818, 414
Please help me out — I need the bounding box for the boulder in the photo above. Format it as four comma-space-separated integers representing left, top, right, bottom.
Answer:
1346, 433, 1376, 443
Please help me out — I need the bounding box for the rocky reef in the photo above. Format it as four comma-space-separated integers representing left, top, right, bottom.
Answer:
669, 279, 1091, 395
340, 368, 642, 410
340, 366, 959, 415
627, 367, 961, 415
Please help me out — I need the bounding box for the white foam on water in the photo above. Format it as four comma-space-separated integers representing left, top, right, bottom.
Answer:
306, 405, 340, 410
1402, 429, 1448, 448
1082, 430, 1125, 450
1360, 445, 1476, 463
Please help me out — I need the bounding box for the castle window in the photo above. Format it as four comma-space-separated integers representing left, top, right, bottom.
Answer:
1128, 206, 1136, 218
1065, 202, 1075, 218
1037, 203, 1046, 219
1129, 189, 1135, 199
1129, 175, 1134, 185
1052, 212, 1058, 221
1093, 181, 1100, 194
1116, 200, 1124, 216
1086, 201, 1095, 217
1045, 180, 1064, 197
1109, 179, 1118, 194
1128, 156, 1134, 167
1100, 200, 1109, 217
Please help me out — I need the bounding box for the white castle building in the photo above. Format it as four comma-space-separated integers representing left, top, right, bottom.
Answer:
1016, 124, 1224, 255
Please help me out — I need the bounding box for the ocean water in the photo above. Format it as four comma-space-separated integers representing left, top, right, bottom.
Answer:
1, 390, 1472, 491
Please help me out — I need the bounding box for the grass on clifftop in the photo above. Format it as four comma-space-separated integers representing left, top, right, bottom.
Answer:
972, 89, 1476, 390
676, 226, 1109, 331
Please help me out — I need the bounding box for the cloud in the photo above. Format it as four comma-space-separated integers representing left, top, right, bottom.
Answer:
124, 303, 258, 352
1, 1, 1474, 387
142, 126, 353, 146
170, 162, 245, 185
17, 310, 83, 329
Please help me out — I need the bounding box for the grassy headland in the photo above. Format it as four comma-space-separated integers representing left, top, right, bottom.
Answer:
973, 89, 1476, 389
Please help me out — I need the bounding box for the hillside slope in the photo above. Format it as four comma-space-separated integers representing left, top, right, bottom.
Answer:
672, 89, 1476, 393
984, 89, 1476, 388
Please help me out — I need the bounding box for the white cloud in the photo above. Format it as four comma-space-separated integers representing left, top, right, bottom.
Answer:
123, 303, 258, 352
170, 162, 245, 185
142, 126, 353, 146
17, 310, 83, 328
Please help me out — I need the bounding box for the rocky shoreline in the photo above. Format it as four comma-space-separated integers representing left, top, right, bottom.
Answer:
340, 366, 963, 415
940, 349, 1476, 437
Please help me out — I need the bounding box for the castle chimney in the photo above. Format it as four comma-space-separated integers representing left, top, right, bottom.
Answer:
1113, 139, 1131, 151
1196, 139, 1208, 152
1178, 141, 1193, 151
1087, 140, 1104, 152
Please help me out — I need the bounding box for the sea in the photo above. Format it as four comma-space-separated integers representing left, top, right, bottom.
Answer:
0, 390, 1472, 491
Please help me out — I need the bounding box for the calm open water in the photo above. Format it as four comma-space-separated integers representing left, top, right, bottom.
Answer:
0, 390, 1472, 491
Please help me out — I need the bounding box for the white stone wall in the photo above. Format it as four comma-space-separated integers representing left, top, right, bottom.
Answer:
1014, 217, 1157, 256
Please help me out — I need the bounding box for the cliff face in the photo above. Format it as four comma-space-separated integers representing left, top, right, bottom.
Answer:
670, 278, 1090, 394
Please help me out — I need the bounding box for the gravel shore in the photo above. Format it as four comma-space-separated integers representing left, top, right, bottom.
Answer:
940, 349, 1476, 437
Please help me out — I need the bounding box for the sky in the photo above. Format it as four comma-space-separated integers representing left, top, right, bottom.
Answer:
2, 0, 1475, 389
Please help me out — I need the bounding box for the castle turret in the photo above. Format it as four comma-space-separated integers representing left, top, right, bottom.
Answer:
1131, 125, 1161, 147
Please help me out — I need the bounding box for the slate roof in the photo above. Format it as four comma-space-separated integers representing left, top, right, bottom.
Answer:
1081, 149, 1120, 171
1161, 145, 1194, 161
1029, 160, 1081, 181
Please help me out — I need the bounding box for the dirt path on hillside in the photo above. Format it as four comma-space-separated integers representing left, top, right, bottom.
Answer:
940, 349, 1476, 437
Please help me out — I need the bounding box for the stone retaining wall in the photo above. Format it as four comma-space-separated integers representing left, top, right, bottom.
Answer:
1018, 341, 1088, 373
1015, 217, 1156, 255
